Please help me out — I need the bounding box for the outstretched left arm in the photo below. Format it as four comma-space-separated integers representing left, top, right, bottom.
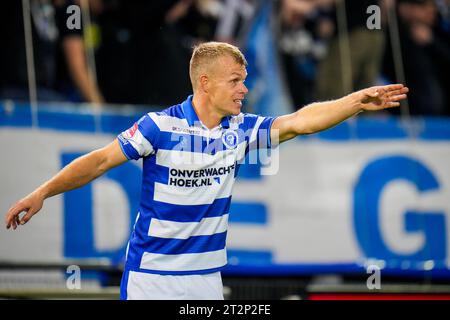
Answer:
271, 84, 409, 144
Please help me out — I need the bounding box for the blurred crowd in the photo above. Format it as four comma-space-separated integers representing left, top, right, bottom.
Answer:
276, 0, 450, 116
0, 0, 449, 116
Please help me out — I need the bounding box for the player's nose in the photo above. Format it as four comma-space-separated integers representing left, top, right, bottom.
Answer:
241, 82, 248, 95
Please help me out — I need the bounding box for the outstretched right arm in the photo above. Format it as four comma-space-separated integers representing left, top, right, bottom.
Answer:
5, 139, 127, 229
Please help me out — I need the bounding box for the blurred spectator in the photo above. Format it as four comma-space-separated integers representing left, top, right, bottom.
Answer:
276, 0, 334, 109
383, 0, 450, 116
172, 0, 255, 46
0, 0, 63, 101
0, 0, 105, 105
170, 0, 219, 40
53, 0, 105, 105
214, 0, 256, 43
316, 0, 385, 100
113, 0, 223, 106
435, 0, 450, 115
69, 0, 231, 106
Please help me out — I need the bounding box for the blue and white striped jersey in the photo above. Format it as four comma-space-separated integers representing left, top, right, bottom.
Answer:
117, 95, 275, 275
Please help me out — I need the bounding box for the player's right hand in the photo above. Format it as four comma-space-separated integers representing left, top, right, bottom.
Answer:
5, 191, 44, 230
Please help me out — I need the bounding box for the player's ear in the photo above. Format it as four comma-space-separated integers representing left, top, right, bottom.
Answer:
199, 74, 209, 93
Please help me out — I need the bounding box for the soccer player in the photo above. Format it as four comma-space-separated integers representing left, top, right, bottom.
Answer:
5, 42, 408, 299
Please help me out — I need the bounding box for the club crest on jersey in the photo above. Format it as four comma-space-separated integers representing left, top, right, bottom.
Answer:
222, 130, 238, 149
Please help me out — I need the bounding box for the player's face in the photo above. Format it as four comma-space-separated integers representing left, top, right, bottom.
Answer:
207, 55, 248, 116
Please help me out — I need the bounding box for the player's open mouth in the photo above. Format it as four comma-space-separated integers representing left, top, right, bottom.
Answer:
233, 99, 242, 106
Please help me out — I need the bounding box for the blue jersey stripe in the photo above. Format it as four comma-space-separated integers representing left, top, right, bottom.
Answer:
153, 164, 170, 185
117, 138, 133, 160
145, 232, 227, 254
161, 104, 186, 119
138, 114, 160, 149
181, 96, 200, 126
125, 265, 226, 276
118, 137, 141, 160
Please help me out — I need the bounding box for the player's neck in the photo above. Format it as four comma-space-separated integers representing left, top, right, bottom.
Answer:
192, 95, 223, 130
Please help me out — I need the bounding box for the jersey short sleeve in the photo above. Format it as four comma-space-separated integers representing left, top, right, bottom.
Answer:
242, 114, 276, 152
117, 114, 160, 160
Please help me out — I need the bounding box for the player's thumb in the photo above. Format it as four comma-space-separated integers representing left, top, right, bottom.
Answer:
20, 206, 40, 225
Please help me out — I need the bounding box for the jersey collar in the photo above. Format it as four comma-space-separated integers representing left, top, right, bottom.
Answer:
182, 95, 230, 130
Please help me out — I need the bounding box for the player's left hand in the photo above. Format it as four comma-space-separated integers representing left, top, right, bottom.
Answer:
359, 84, 409, 111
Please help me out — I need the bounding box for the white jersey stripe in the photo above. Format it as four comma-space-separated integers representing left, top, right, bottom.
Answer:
149, 113, 189, 131
140, 249, 227, 271
149, 113, 224, 139
148, 214, 229, 239
249, 116, 265, 144
156, 145, 245, 169
122, 127, 154, 157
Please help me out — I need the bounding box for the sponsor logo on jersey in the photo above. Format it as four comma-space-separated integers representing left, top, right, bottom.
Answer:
172, 126, 201, 135
168, 164, 235, 187
124, 123, 138, 139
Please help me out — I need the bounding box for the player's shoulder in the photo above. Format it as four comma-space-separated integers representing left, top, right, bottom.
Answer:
145, 103, 184, 120
143, 103, 188, 131
158, 103, 185, 119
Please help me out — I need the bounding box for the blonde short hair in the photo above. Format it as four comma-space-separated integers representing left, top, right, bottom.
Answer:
189, 42, 247, 90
